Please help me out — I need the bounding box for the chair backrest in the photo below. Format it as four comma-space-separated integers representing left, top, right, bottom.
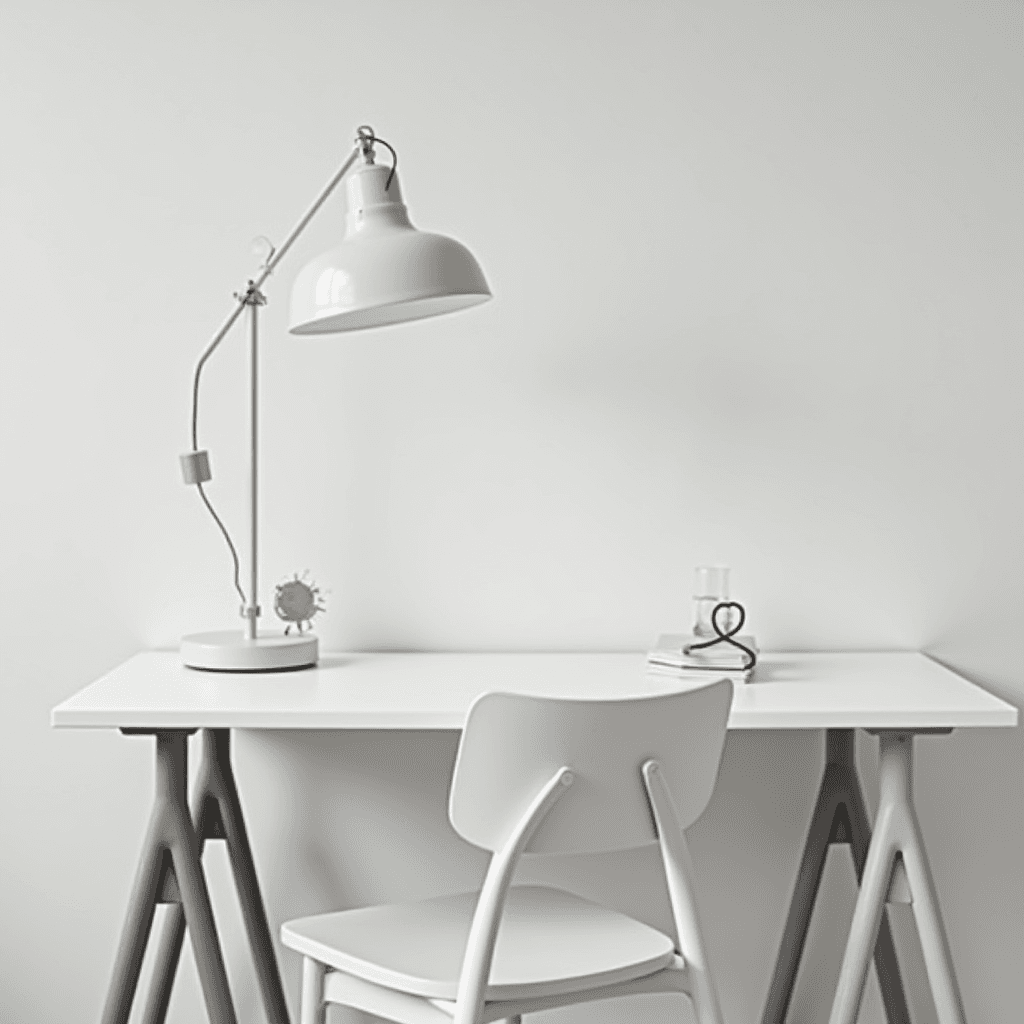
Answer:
448, 677, 732, 856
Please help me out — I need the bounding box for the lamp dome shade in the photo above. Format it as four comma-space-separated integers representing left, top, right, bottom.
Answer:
289, 163, 491, 334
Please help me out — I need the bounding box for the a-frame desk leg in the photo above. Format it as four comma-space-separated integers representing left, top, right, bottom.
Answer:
760, 729, 911, 1024
99, 728, 290, 1024
100, 730, 238, 1024
141, 728, 291, 1024
830, 731, 966, 1024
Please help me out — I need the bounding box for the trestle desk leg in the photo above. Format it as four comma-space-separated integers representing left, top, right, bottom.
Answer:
141, 729, 291, 1024
100, 731, 237, 1024
760, 729, 910, 1024
99, 809, 166, 1024
829, 731, 966, 1024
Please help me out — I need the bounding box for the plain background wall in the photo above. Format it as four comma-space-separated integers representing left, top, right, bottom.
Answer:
1, 1, 1021, 1021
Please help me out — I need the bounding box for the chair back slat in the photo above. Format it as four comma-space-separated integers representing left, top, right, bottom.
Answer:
449, 678, 732, 855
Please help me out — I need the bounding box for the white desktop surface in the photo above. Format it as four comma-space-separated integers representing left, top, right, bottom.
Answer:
51, 650, 1017, 731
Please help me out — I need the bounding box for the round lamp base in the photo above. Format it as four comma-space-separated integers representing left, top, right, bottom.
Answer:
181, 630, 318, 672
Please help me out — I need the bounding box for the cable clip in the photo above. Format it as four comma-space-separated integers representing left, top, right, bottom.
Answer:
180, 450, 212, 486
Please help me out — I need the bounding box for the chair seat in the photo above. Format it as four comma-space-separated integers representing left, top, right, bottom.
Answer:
281, 884, 678, 1002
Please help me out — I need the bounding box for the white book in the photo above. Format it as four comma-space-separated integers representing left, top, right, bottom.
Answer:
647, 633, 758, 674
646, 660, 752, 682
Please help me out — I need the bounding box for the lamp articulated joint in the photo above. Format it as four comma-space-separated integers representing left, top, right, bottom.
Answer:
234, 281, 268, 307
356, 124, 377, 162
241, 603, 261, 622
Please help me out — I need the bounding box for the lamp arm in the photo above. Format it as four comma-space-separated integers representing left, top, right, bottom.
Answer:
262, 142, 366, 278
188, 141, 365, 451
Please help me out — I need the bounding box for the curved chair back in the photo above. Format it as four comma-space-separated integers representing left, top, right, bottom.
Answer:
449, 678, 732, 855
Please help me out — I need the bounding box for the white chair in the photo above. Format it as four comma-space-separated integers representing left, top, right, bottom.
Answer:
281, 677, 733, 1024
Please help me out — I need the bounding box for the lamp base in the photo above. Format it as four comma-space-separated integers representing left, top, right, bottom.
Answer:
181, 630, 318, 672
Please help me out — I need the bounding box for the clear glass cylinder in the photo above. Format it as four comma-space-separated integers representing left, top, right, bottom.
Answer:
692, 565, 731, 637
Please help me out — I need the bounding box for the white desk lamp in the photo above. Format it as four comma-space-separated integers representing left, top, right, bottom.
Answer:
179, 126, 490, 671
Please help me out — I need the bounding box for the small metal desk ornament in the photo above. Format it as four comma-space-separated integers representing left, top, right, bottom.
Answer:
684, 601, 758, 672
273, 573, 325, 635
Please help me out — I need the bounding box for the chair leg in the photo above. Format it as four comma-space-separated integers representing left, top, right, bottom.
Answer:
301, 957, 327, 1024
644, 762, 724, 1024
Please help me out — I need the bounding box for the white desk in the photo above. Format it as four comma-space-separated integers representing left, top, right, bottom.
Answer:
52, 650, 1014, 731
52, 651, 1017, 1024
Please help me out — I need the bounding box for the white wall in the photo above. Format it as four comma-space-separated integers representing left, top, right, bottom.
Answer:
2, 2, 1021, 1021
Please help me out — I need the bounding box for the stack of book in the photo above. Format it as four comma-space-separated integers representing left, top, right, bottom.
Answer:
647, 633, 758, 682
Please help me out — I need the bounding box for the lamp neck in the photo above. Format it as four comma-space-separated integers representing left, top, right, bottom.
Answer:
345, 164, 412, 234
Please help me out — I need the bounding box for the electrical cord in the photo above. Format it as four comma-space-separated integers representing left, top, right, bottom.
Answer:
189, 302, 253, 611
196, 481, 247, 609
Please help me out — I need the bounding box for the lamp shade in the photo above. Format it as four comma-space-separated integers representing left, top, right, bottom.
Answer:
289, 162, 491, 334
